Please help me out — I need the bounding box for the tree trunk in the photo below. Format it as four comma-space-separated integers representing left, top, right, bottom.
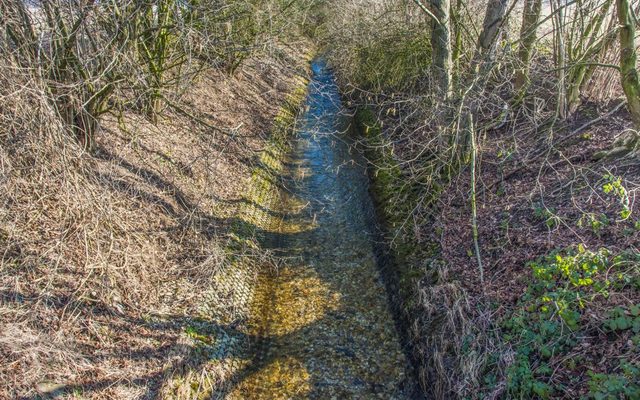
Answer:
552, 0, 567, 119
616, 0, 640, 126
477, 0, 509, 59
567, 0, 614, 113
430, 0, 453, 98
454, 0, 509, 165
514, 0, 542, 97
451, 0, 463, 88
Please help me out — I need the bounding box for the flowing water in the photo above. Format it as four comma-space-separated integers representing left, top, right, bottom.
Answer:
229, 60, 415, 399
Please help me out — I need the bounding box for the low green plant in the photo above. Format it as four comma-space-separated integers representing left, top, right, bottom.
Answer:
603, 304, 640, 333
497, 146, 515, 161
581, 132, 593, 140
499, 212, 510, 235
602, 174, 631, 220
185, 324, 213, 344
587, 360, 640, 400
578, 213, 610, 235
501, 245, 633, 398
533, 204, 561, 229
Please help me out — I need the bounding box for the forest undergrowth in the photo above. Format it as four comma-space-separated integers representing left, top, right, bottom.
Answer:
322, 0, 640, 397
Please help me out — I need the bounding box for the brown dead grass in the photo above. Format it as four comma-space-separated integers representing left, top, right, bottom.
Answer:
0, 40, 311, 399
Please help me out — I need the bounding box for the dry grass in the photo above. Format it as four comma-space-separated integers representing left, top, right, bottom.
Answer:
0, 39, 311, 399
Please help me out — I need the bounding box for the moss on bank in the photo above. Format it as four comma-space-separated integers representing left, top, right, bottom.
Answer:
353, 107, 426, 301
353, 107, 490, 399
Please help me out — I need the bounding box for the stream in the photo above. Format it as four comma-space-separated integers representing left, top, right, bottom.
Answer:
229, 59, 416, 399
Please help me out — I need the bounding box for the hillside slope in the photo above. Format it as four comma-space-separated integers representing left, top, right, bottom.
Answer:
0, 41, 311, 399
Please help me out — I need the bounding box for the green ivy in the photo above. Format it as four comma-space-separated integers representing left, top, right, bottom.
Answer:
603, 304, 640, 333
502, 245, 634, 398
533, 204, 561, 229
587, 361, 640, 400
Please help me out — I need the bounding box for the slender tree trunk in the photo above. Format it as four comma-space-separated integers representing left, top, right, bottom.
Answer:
514, 0, 542, 98
451, 0, 463, 88
579, 24, 618, 95
2, 0, 37, 65
453, 0, 510, 165
477, 0, 509, 60
567, 66, 588, 111
430, 0, 453, 99
567, 0, 614, 112
468, 113, 484, 287
552, 0, 567, 119
616, 0, 640, 126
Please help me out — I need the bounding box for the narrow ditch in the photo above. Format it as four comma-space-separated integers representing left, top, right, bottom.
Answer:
227, 59, 419, 399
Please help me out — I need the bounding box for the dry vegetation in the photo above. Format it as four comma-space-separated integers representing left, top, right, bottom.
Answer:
1, 46, 310, 399
3, 0, 640, 398
321, 0, 640, 398
0, 0, 313, 397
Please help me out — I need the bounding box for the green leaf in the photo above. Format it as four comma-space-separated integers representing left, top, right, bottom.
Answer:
532, 381, 552, 398
616, 317, 630, 330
